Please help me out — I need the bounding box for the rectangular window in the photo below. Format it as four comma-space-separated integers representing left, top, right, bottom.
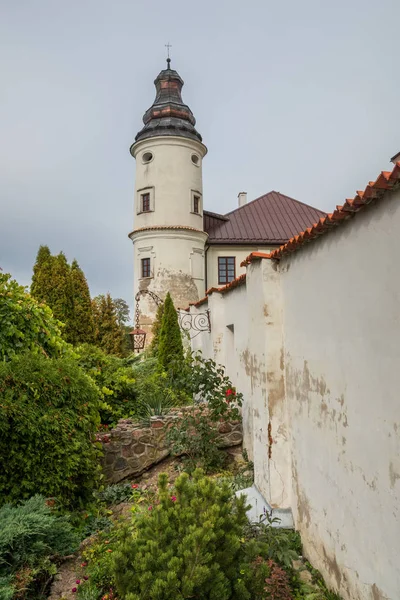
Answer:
141, 193, 150, 212
141, 257, 151, 278
193, 195, 200, 214
218, 257, 235, 284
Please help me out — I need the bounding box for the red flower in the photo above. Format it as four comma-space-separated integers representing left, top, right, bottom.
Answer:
171, 495, 177, 502
72, 588, 77, 593
131, 484, 139, 489
148, 505, 153, 511
76, 579, 81, 584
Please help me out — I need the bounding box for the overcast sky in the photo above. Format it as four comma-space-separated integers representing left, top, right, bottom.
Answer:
1, 0, 399, 315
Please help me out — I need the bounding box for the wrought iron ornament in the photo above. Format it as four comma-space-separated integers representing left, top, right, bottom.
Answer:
178, 309, 211, 339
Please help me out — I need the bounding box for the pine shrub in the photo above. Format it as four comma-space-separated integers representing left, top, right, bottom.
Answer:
0, 353, 102, 508
113, 470, 249, 600
157, 292, 183, 370
0, 495, 78, 599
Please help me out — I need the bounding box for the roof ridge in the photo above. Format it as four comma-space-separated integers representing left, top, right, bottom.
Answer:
225, 190, 326, 217
203, 209, 230, 221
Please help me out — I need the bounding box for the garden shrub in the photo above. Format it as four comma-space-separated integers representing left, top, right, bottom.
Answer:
0, 271, 69, 362
167, 353, 243, 472
76, 343, 137, 425
0, 353, 102, 508
113, 469, 249, 600
157, 292, 184, 371
0, 495, 78, 599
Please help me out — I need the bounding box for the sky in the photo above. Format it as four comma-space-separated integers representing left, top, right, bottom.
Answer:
1, 0, 399, 315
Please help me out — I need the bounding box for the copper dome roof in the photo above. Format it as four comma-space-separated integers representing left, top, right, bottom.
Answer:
133, 62, 202, 146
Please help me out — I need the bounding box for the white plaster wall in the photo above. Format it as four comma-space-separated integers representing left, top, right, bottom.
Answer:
132, 136, 207, 230
131, 228, 208, 327
281, 188, 400, 600
206, 245, 273, 289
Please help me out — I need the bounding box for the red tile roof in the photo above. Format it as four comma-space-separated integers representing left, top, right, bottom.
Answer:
271, 162, 400, 260
188, 274, 247, 308
204, 191, 326, 244
240, 251, 272, 267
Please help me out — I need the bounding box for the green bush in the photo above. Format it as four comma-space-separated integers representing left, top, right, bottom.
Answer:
0, 353, 102, 508
0, 495, 78, 599
0, 272, 69, 362
76, 343, 137, 425
157, 292, 183, 371
113, 470, 249, 600
167, 353, 242, 472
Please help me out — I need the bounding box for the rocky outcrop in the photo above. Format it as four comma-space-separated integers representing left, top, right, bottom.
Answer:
98, 408, 243, 484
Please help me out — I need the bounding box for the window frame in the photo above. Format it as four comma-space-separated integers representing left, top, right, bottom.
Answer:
193, 195, 200, 214
218, 256, 236, 285
141, 193, 150, 212
141, 257, 151, 278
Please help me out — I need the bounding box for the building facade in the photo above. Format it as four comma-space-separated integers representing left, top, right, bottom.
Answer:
129, 61, 325, 333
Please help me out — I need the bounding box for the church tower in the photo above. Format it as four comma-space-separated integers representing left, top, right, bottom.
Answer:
129, 58, 208, 332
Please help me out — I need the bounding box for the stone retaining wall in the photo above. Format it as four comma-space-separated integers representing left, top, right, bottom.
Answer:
98, 407, 243, 484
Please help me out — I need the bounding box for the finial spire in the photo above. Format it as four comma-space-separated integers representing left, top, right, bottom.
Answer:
165, 42, 172, 68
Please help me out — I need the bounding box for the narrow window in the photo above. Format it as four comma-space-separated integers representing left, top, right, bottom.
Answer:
218, 257, 235, 284
141, 193, 150, 212
193, 195, 200, 214
141, 258, 151, 278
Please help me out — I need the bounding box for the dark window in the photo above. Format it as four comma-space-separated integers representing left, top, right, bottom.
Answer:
141, 258, 151, 278
141, 193, 150, 212
218, 257, 235, 284
193, 195, 200, 214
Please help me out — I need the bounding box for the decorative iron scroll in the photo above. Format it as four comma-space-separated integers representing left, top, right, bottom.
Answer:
178, 309, 211, 339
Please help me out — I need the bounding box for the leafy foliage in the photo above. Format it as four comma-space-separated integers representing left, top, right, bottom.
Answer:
0, 353, 102, 508
93, 294, 125, 357
0, 495, 78, 600
167, 353, 242, 472
30, 245, 53, 304
76, 343, 137, 425
264, 560, 293, 600
113, 298, 131, 327
70, 259, 95, 345
113, 469, 249, 600
243, 514, 301, 569
0, 271, 68, 361
157, 292, 183, 371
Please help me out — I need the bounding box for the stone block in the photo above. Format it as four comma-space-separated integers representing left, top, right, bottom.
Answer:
114, 456, 128, 471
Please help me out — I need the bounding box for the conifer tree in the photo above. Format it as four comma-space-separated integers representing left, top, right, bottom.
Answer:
30, 245, 54, 304
50, 252, 74, 342
70, 259, 95, 344
157, 292, 183, 371
92, 293, 125, 356
150, 301, 165, 356
113, 470, 249, 600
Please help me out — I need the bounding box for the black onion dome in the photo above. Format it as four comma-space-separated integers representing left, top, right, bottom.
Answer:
134, 63, 202, 144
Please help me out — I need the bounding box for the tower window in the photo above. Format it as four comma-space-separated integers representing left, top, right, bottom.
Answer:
142, 152, 153, 164
191, 154, 200, 166
193, 195, 200, 214
141, 193, 150, 212
141, 258, 151, 278
218, 257, 235, 285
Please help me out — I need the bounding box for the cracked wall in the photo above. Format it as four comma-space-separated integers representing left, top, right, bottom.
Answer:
281, 187, 400, 600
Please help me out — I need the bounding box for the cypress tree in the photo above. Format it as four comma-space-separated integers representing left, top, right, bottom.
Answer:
70, 259, 95, 344
150, 301, 165, 356
92, 293, 125, 356
158, 292, 183, 371
50, 252, 74, 342
30, 245, 54, 304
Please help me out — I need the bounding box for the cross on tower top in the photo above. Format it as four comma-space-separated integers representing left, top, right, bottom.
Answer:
165, 42, 172, 68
